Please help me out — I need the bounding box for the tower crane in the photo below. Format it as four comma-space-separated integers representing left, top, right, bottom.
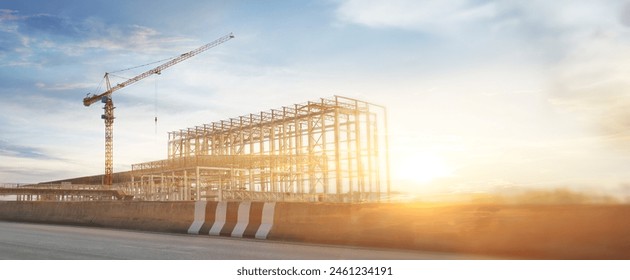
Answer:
83, 33, 234, 186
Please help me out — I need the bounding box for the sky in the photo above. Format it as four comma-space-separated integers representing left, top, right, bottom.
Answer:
1, 0, 630, 197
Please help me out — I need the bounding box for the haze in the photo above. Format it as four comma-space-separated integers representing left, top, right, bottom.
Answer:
1, 0, 629, 200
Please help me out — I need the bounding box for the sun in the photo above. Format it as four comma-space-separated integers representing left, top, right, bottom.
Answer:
393, 152, 454, 184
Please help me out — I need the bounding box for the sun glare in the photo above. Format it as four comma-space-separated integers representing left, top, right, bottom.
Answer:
393, 152, 454, 184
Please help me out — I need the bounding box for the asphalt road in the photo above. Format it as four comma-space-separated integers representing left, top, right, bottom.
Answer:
0, 221, 486, 260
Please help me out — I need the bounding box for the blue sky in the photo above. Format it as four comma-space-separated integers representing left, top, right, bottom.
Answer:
1, 0, 630, 197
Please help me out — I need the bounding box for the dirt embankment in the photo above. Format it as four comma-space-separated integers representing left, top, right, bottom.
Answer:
271, 202, 630, 259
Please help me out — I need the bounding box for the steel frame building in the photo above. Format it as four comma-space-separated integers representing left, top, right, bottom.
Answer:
125, 96, 390, 203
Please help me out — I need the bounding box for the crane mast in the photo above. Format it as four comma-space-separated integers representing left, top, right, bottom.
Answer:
84, 33, 234, 185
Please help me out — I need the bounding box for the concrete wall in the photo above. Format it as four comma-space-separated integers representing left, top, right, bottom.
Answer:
0, 201, 629, 259
0, 201, 193, 233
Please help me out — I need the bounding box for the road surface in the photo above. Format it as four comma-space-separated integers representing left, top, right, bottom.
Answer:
0, 221, 487, 259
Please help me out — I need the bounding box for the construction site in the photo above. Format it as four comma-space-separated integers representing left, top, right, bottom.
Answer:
1, 34, 391, 203
126, 95, 390, 202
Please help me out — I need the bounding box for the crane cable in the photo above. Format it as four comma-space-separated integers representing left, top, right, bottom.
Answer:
109, 55, 178, 74
93, 76, 105, 95
154, 74, 158, 135
92, 53, 177, 94
108, 54, 174, 134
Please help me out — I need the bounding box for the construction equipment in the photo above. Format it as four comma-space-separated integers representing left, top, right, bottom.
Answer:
83, 33, 234, 185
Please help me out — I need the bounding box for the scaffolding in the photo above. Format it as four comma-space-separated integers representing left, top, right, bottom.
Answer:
127, 96, 390, 203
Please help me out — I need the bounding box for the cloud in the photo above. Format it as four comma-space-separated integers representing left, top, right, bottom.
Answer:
0, 10, 30, 61
335, 0, 628, 45
546, 27, 630, 152
0, 154, 88, 183
0, 9, 20, 32
0, 10, 80, 49
35, 82, 93, 91
0, 139, 55, 160
21, 13, 82, 38
0, 9, 194, 69
336, 0, 630, 153
77, 24, 193, 55
335, 0, 498, 32
620, 1, 630, 27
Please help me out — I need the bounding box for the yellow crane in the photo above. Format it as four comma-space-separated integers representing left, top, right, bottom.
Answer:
83, 33, 234, 185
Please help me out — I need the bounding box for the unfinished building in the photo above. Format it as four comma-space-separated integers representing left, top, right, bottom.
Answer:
123, 96, 390, 203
